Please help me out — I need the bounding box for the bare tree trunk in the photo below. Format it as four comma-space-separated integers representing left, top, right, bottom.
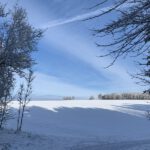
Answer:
0, 97, 8, 129
16, 102, 22, 131
16, 70, 34, 132
0, 104, 5, 129
19, 105, 25, 131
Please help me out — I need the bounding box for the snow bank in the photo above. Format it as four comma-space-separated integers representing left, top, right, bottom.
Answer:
1, 100, 150, 150
8, 100, 150, 140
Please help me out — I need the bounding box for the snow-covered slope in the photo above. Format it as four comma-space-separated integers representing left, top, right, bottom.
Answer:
9, 100, 150, 139
3, 100, 150, 150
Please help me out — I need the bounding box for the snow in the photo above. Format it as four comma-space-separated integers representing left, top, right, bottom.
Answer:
1, 100, 150, 149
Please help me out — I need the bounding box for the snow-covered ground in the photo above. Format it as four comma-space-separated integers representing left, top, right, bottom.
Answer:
1, 100, 150, 150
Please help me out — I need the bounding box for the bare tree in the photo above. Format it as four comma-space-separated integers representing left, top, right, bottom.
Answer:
0, 6, 42, 75
88, 0, 150, 91
16, 84, 24, 132
16, 70, 34, 132
135, 52, 150, 94
0, 3, 42, 128
89, 96, 95, 100
0, 66, 14, 129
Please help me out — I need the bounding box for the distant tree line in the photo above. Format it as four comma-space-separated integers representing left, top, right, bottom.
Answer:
97, 93, 150, 100
63, 93, 150, 100
63, 96, 75, 100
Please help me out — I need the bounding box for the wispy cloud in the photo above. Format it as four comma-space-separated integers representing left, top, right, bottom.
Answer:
41, 6, 110, 29
32, 72, 100, 97
41, 2, 131, 29
43, 27, 142, 93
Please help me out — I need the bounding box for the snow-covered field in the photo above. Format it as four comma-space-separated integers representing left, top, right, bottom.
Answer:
1, 100, 150, 150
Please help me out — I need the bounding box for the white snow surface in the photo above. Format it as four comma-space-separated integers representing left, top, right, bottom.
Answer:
1, 100, 150, 150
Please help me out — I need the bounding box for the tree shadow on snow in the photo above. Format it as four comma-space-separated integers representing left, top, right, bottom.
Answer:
8, 105, 150, 138
112, 103, 150, 112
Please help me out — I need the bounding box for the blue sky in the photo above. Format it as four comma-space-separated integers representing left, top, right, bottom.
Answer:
2, 0, 145, 97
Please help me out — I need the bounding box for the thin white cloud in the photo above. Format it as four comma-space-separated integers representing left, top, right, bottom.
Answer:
41, 2, 131, 29
41, 6, 110, 29
11, 1, 141, 96
43, 27, 143, 93
32, 72, 100, 97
